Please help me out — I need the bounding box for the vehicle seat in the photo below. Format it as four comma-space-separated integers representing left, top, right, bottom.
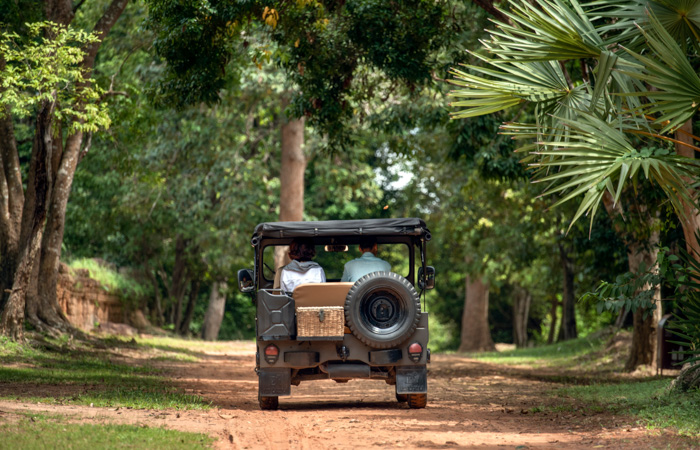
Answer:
293, 282, 353, 307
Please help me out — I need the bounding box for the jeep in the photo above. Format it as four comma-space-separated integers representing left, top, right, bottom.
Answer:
238, 218, 434, 410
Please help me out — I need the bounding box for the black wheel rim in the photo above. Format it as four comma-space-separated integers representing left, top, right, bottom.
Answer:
359, 288, 406, 335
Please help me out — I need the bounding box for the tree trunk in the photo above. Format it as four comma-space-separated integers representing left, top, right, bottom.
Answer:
547, 296, 558, 345
459, 274, 495, 352
512, 285, 531, 348
146, 268, 164, 325
26, 131, 81, 332
624, 239, 662, 371
557, 243, 577, 342
178, 279, 200, 335
674, 119, 700, 258
1, 231, 43, 341
0, 101, 24, 305
169, 235, 189, 326
274, 116, 306, 270
1, 101, 55, 339
202, 281, 227, 341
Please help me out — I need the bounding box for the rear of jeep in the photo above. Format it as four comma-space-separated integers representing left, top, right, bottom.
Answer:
238, 218, 434, 410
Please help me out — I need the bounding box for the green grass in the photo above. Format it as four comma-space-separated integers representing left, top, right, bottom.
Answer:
469, 333, 700, 439
469, 334, 607, 368
0, 336, 209, 410
557, 380, 700, 437
151, 354, 200, 363
1, 415, 213, 449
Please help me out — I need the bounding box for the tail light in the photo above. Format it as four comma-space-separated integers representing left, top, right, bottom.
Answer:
408, 342, 423, 362
264, 344, 280, 364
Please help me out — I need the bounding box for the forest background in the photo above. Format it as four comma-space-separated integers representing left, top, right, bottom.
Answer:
0, 0, 699, 387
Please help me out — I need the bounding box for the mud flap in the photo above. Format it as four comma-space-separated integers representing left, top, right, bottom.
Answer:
396, 365, 427, 394
258, 368, 291, 397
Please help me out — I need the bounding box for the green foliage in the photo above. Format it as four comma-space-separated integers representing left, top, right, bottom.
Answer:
0, 22, 110, 134
580, 248, 678, 316
145, 0, 456, 147
427, 316, 458, 353
216, 293, 256, 340
669, 253, 700, 367
0, 417, 213, 449
0, 0, 43, 32
68, 258, 152, 304
671, 291, 700, 366
448, 0, 700, 229
584, 244, 700, 370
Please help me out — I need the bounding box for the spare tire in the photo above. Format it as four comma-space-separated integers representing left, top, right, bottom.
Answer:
345, 271, 421, 349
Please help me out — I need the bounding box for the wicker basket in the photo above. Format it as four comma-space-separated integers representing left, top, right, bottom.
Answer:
296, 306, 344, 340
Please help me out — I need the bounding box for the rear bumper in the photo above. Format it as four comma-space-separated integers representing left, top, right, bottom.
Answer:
256, 314, 429, 397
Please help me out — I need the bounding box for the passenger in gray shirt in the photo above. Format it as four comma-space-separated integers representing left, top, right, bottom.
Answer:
341, 237, 391, 282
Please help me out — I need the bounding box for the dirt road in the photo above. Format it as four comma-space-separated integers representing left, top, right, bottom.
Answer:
0, 341, 694, 449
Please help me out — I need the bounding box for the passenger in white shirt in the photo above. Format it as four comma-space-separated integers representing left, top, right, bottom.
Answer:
275, 238, 326, 293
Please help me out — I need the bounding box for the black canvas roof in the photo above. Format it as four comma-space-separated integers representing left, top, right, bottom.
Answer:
251, 218, 430, 244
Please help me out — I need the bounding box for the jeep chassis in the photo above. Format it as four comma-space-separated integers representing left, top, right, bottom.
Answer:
238, 218, 434, 410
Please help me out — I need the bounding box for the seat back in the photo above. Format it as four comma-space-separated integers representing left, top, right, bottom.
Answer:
293, 282, 353, 307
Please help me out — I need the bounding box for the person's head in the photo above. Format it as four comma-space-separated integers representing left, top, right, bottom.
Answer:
359, 237, 378, 255
288, 238, 316, 262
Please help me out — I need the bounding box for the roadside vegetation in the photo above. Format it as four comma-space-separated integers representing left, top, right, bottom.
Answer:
67, 258, 152, 304
1, 415, 213, 450
0, 335, 208, 410
471, 332, 700, 438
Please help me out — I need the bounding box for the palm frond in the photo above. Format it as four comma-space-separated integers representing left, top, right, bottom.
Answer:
489, 0, 604, 61
506, 112, 699, 229
448, 60, 589, 129
586, 0, 700, 52
620, 12, 700, 133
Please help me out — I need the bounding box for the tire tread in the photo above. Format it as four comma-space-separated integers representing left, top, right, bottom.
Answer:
407, 393, 427, 409
344, 271, 421, 349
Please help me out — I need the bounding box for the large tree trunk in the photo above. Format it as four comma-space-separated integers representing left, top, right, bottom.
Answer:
26, 131, 81, 332
273, 116, 306, 271
0, 97, 24, 304
512, 285, 531, 348
459, 274, 495, 352
1, 102, 55, 340
202, 281, 227, 341
557, 242, 577, 341
1, 232, 43, 340
624, 239, 662, 371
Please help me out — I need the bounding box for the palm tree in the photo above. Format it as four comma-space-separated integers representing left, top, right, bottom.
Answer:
449, 0, 700, 370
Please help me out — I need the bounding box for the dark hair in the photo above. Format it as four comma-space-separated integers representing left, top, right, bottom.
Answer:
288, 238, 316, 261
359, 237, 377, 251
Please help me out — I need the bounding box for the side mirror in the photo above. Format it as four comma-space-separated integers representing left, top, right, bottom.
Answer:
238, 269, 255, 293
417, 266, 435, 290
